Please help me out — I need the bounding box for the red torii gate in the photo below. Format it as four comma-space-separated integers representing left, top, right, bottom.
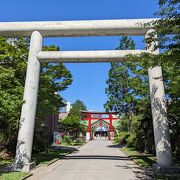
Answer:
81, 111, 119, 140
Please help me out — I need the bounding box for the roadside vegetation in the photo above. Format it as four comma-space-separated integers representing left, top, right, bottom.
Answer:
0, 39, 73, 156
0, 37, 86, 178
121, 147, 156, 167
0, 37, 73, 178
32, 146, 77, 165
105, 0, 179, 164
0, 172, 27, 180
59, 99, 87, 141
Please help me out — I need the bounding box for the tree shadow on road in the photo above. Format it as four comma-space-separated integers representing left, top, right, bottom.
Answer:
115, 163, 153, 179
106, 144, 125, 148
64, 155, 131, 161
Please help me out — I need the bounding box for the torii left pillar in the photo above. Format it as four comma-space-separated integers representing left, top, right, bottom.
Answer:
86, 113, 92, 141
14, 31, 42, 172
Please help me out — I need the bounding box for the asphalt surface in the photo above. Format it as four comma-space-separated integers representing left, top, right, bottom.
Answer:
29, 139, 146, 180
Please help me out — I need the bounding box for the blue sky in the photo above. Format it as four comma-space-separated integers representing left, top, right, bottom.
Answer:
1, 0, 159, 111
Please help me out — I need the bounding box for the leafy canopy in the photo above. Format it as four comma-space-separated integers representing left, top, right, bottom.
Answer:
0, 37, 72, 153
60, 99, 87, 134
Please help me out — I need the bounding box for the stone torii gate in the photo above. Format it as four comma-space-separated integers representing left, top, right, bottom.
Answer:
81, 111, 119, 140
0, 19, 174, 171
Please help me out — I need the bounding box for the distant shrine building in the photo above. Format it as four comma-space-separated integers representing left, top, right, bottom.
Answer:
81, 111, 119, 140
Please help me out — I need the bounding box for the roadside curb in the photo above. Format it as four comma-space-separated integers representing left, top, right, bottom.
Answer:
46, 158, 59, 166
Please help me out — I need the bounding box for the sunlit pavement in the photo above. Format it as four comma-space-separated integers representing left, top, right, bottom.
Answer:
29, 139, 149, 180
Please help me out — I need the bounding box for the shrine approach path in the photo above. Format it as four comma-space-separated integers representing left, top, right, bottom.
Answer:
31, 139, 147, 180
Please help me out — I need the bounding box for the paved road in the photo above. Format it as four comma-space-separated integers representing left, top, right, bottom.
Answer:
29, 139, 147, 180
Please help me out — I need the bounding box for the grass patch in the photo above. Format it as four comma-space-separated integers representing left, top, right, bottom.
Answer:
0, 158, 27, 180
32, 143, 84, 165
0, 158, 12, 168
120, 147, 156, 167
0, 172, 27, 180
0, 148, 75, 180
32, 148, 71, 165
60, 141, 86, 147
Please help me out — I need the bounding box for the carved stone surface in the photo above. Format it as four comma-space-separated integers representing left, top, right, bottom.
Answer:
146, 29, 173, 167
14, 31, 42, 170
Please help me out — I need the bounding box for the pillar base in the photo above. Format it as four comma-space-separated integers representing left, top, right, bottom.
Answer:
22, 162, 36, 172
152, 164, 180, 174
110, 132, 114, 140
86, 132, 90, 141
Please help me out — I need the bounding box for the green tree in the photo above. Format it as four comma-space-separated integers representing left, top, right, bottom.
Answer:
69, 99, 87, 116
153, 0, 180, 157
137, 0, 180, 154
106, 1, 180, 155
105, 36, 154, 152
36, 45, 73, 128
61, 99, 87, 138
0, 38, 72, 154
0, 37, 27, 153
105, 36, 150, 131
104, 36, 136, 114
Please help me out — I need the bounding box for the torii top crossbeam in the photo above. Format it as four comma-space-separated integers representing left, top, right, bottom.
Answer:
81, 111, 119, 120
0, 18, 158, 37
81, 111, 119, 115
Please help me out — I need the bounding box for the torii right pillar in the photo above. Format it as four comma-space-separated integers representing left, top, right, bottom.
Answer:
109, 114, 114, 140
146, 29, 174, 171
86, 113, 92, 141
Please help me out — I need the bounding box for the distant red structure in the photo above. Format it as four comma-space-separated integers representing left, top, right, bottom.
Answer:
81, 111, 119, 140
